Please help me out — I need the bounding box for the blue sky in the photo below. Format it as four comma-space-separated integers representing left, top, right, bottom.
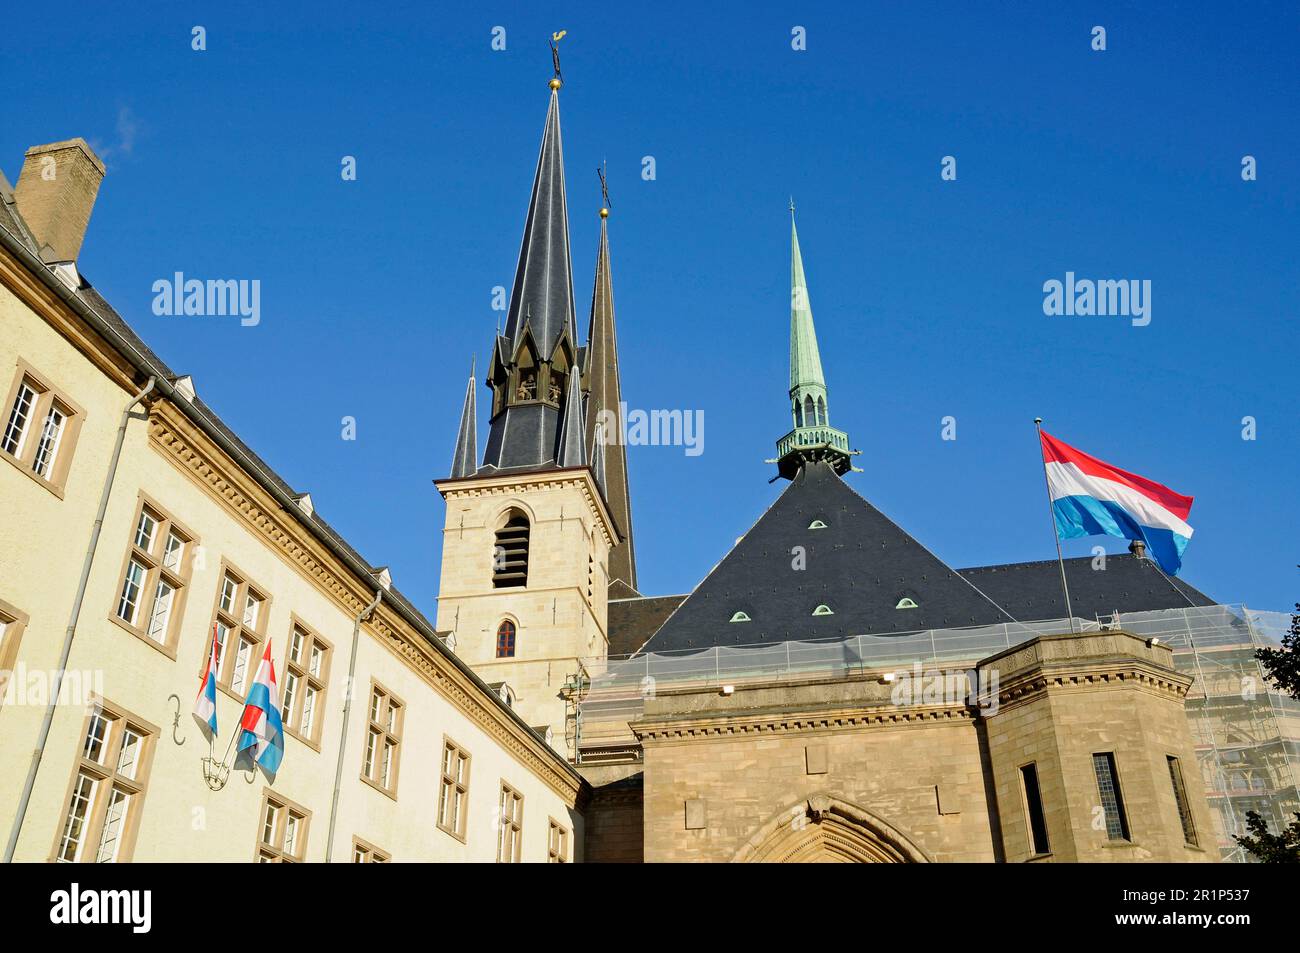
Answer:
5, 1, 1296, 614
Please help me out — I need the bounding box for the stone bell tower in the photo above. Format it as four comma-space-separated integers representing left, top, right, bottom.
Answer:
434, 64, 626, 758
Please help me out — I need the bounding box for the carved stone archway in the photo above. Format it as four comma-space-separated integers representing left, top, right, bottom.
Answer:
732, 794, 932, 863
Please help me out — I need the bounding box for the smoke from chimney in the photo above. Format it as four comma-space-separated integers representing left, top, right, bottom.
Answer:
13, 138, 106, 263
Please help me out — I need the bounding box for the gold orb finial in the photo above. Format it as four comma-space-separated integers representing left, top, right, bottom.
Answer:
549, 77, 562, 91
599, 207, 609, 219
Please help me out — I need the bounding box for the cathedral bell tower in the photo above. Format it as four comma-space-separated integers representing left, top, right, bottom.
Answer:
434, 56, 629, 759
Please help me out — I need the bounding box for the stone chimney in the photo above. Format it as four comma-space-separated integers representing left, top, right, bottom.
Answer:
13, 138, 106, 262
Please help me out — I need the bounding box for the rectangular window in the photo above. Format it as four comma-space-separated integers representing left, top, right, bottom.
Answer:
53, 701, 155, 863
1167, 756, 1198, 846
282, 622, 330, 746
1092, 752, 1131, 841
111, 496, 195, 653
209, 563, 271, 693
231, 636, 256, 696
256, 791, 310, 862
352, 838, 390, 863
548, 819, 568, 863
31, 405, 67, 478
361, 682, 402, 796
116, 559, 147, 626
1, 363, 85, 495
497, 783, 523, 863
145, 579, 175, 640
438, 740, 471, 840
1019, 763, 1050, 856
2, 381, 37, 456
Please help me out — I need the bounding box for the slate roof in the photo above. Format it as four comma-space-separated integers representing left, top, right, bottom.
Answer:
482, 86, 579, 473
607, 594, 687, 656
957, 555, 1215, 621
637, 461, 1017, 653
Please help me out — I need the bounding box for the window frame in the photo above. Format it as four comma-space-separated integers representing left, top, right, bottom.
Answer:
108, 493, 197, 659
437, 737, 472, 842
281, 616, 332, 749
1018, 761, 1051, 858
255, 788, 311, 862
547, 817, 569, 863
360, 680, 403, 799
208, 559, 272, 699
495, 619, 517, 658
351, 836, 391, 863
0, 599, 31, 713
50, 698, 158, 863
496, 781, 524, 863
1091, 751, 1132, 842
1166, 754, 1198, 847
0, 358, 87, 498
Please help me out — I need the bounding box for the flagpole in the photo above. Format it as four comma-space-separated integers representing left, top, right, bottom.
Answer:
1034, 418, 1077, 633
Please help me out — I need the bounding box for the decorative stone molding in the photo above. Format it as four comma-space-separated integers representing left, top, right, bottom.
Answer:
633, 701, 975, 743
437, 468, 618, 548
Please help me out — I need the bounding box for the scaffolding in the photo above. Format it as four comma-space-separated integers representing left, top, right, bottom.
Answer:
575, 604, 1298, 860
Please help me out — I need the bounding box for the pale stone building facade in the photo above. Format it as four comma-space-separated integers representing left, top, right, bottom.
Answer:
0, 138, 583, 863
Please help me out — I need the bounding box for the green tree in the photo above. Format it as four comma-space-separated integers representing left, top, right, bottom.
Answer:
1233, 810, 1300, 863
1238, 582, 1300, 861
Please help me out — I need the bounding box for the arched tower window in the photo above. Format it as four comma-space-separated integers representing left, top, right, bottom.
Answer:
817, 396, 827, 426
493, 509, 530, 588
803, 395, 815, 428
793, 398, 803, 428
495, 620, 517, 658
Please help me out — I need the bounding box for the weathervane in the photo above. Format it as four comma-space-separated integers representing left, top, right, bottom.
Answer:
598, 161, 611, 217
550, 30, 567, 88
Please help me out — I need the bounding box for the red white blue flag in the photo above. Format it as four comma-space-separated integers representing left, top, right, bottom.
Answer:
192, 623, 219, 735
1040, 431, 1194, 575
237, 640, 284, 774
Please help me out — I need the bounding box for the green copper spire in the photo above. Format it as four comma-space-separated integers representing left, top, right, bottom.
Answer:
789, 208, 826, 398
772, 204, 858, 480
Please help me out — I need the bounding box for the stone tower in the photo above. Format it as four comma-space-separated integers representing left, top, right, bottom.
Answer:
434, 69, 624, 758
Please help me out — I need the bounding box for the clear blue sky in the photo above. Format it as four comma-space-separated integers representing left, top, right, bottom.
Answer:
5, 1, 1296, 614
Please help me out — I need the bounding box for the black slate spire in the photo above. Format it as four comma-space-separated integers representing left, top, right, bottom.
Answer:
449, 360, 477, 478
482, 79, 580, 472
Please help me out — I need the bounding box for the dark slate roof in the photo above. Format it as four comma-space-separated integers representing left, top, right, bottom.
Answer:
501, 89, 576, 369
638, 462, 1016, 653
607, 594, 687, 656
482, 88, 578, 474
957, 555, 1215, 621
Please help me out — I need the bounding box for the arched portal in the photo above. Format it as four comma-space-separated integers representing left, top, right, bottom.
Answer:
732, 795, 931, 863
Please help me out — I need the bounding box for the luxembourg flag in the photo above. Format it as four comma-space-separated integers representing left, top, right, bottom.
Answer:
192, 624, 219, 736
237, 640, 284, 774
1040, 430, 1194, 575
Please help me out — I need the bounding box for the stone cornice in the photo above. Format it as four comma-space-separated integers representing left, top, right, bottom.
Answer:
436, 468, 619, 549
148, 403, 584, 805
633, 701, 975, 744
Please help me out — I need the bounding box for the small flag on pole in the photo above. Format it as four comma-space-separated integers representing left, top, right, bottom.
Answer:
237, 640, 284, 774
1039, 430, 1194, 575
193, 623, 219, 735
